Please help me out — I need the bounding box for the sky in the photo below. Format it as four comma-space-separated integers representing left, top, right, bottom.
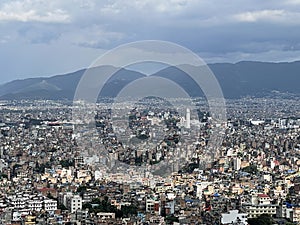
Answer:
0, 0, 300, 84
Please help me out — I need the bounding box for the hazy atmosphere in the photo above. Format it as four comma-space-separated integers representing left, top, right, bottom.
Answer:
1, 0, 300, 83
0, 1, 299, 224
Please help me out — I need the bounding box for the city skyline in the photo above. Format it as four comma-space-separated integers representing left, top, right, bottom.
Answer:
0, 1, 299, 224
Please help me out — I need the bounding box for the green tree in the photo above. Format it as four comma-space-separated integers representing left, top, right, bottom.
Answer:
121, 205, 138, 217
0, 173, 8, 179
242, 165, 258, 174
166, 215, 179, 223
58, 203, 67, 210
82, 197, 137, 218
47, 193, 56, 200
248, 214, 273, 225
77, 185, 87, 197
60, 159, 74, 168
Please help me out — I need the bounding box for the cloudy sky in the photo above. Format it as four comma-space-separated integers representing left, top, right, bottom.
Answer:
0, 0, 300, 84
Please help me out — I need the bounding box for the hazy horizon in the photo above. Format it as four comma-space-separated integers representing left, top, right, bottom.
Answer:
2, 59, 300, 86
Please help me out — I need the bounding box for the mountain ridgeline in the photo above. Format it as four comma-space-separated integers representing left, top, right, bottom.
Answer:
0, 61, 299, 100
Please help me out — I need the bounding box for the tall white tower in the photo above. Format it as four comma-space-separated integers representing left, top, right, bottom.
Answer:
186, 108, 191, 129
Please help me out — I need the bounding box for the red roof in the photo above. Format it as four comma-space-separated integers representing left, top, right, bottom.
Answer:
258, 194, 269, 198
37, 187, 56, 192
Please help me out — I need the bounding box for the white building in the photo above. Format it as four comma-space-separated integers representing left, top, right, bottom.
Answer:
233, 157, 241, 171
146, 198, 160, 214
28, 198, 43, 212
7, 192, 57, 214
244, 194, 277, 218
12, 211, 22, 222
97, 212, 115, 219
186, 108, 191, 129
66, 194, 82, 213
221, 210, 248, 225
44, 199, 57, 212
245, 204, 277, 218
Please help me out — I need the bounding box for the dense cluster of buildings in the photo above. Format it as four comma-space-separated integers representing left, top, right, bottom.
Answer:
0, 97, 298, 224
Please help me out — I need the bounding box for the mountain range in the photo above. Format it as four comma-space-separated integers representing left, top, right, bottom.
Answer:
0, 61, 299, 100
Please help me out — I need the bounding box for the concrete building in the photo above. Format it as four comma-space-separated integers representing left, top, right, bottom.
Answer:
233, 157, 242, 171
244, 194, 277, 218
221, 210, 248, 225
27, 198, 43, 212
292, 207, 300, 224
186, 108, 191, 129
66, 195, 82, 213
97, 212, 115, 219
146, 198, 160, 215
44, 199, 57, 212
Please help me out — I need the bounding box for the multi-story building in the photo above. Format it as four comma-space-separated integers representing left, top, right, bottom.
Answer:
66, 194, 82, 213
292, 207, 300, 224
44, 199, 57, 213
243, 194, 277, 218
146, 198, 160, 215
28, 197, 43, 212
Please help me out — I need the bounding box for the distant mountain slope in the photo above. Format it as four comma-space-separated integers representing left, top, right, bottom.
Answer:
152, 61, 300, 98
0, 61, 299, 100
151, 65, 205, 97
210, 61, 300, 98
0, 68, 84, 100
0, 66, 146, 100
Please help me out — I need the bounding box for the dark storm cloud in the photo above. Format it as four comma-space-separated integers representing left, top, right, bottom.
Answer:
0, 0, 300, 83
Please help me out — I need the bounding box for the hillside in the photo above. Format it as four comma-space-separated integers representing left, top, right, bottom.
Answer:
0, 61, 299, 100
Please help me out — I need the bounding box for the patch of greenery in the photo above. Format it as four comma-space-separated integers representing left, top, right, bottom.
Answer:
60, 159, 74, 168
83, 197, 137, 218
248, 214, 273, 225
242, 165, 258, 174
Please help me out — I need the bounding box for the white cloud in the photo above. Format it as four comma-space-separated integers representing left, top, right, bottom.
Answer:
0, 0, 70, 23
233, 9, 300, 24
234, 10, 284, 22
0, 9, 70, 23
100, 0, 193, 14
